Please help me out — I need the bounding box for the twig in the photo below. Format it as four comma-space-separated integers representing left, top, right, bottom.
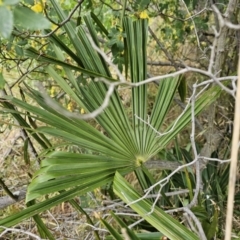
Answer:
147, 60, 189, 68
0, 226, 43, 239
36, 81, 115, 120
0, 179, 18, 201
180, 0, 205, 53
30, 0, 84, 38
183, 207, 207, 239
148, 26, 178, 69
0, 189, 27, 209
188, 83, 201, 208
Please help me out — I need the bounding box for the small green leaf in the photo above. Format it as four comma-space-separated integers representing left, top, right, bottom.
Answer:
178, 74, 187, 102
6, 34, 15, 50
134, 0, 151, 11
110, 212, 141, 240
183, 0, 190, 7
90, 11, 109, 37
26, 200, 55, 240
23, 138, 30, 165
3, 0, 20, 5
0, 72, 6, 89
17, 39, 28, 46
22, 0, 34, 4
0, 6, 13, 38
15, 45, 24, 56
192, 0, 198, 8
206, 206, 218, 239
13, 6, 50, 30
101, 218, 123, 240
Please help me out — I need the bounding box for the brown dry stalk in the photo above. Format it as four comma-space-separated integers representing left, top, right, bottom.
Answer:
224, 53, 240, 240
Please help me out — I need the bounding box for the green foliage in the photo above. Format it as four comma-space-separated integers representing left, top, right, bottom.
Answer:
0, 1, 50, 38
132, 0, 151, 11
0, 5, 14, 38
0, 72, 6, 89
13, 6, 50, 30
102, 211, 141, 240
113, 172, 199, 239
159, 145, 239, 239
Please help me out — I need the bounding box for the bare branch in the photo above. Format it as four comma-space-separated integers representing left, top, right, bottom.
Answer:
31, 0, 84, 38
0, 189, 26, 209
0, 226, 42, 239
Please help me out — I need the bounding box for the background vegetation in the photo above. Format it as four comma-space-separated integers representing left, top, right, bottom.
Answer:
0, 0, 239, 239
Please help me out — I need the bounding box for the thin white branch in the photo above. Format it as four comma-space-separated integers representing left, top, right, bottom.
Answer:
36, 81, 115, 120
0, 226, 44, 240
208, 29, 218, 73
30, 0, 84, 38
134, 90, 193, 137
188, 84, 203, 218
184, 6, 207, 21
35, 62, 236, 121
201, 157, 231, 163
180, 0, 204, 52
128, 218, 145, 229
126, 156, 200, 208
183, 207, 207, 240
183, 212, 198, 235
212, 4, 240, 30
87, 34, 126, 83
196, 76, 237, 87
84, 223, 109, 232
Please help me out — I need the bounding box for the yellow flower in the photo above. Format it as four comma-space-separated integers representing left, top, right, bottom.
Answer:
80, 108, 85, 114
139, 10, 149, 19
50, 86, 57, 97
67, 102, 74, 112
31, 2, 43, 13
30, 40, 36, 48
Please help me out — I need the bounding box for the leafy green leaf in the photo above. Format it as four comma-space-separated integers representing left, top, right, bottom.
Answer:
178, 74, 187, 102
0, 177, 112, 227
24, 47, 115, 81
104, 212, 141, 240
113, 172, 199, 240
0, 6, 13, 38
3, 0, 20, 5
183, 0, 190, 7
13, 6, 50, 30
101, 218, 124, 240
23, 138, 30, 165
0, 72, 6, 89
26, 151, 135, 201
134, 232, 165, 239
123, 18, 148, 151
90, 11, 109, 37
153, 85, 222, 154
202, 206, 218, 240
133, 0, 151, 11
14, 45, 24, 56
26, 201, 55, 240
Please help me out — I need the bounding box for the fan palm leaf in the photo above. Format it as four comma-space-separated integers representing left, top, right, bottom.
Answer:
0, 1, 222, 236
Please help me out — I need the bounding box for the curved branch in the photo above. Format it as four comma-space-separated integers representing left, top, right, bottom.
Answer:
0, 189, 27, 209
